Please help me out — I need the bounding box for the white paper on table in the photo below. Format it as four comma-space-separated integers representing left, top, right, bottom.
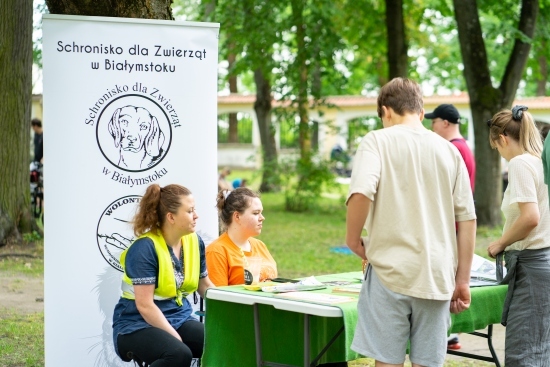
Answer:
470, 254, 507, 286
261, 276, 326, 293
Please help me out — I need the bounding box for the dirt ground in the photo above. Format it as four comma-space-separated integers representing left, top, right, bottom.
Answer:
447, 325, 505, 364
0, 242, 44, 315
0, 274, 44, 315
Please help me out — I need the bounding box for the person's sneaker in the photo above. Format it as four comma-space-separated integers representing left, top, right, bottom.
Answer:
447, 339, 461, 350
447, 336, 459, 344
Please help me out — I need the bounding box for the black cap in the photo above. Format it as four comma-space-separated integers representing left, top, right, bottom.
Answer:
425, 104, 461, 124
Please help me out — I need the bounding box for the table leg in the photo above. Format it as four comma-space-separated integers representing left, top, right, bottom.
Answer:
310, 326, 345, 367
304, 314, 310, 367
252, 306, 340, 367
254, 304, 263, 367
486, 325, 501, 367
446, 325, 501, 366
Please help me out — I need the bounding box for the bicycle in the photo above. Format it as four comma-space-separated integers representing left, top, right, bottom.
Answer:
30, 161, 44, 223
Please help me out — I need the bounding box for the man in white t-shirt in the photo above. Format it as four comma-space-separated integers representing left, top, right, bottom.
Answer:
346, 77, 477, 367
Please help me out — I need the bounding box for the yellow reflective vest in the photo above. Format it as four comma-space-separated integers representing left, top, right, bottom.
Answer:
120, 230, 200, 306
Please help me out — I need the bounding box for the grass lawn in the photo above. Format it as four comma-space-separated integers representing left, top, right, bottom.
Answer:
0, 310, 44, 367
0, 174, 502, 366
258, 192, 357, 278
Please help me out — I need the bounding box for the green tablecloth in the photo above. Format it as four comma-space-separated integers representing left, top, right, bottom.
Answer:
450, 284, 508, 333
202, 272, 508, 367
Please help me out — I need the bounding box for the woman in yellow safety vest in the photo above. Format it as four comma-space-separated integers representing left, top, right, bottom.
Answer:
112, 183, 214, 367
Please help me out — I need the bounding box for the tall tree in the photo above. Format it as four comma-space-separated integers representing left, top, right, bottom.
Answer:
282, 0, 345, 160
0, 0, 34, 245
291, 0, 311, 162
526, 4, 550, 96
227, 48, 239, 143
213, 0, 282, 192
386, 0, 408, 78
254, 68, 280, 192
45, 0, 173, 18
453, 0, 539, 226
246, 1, 280, 192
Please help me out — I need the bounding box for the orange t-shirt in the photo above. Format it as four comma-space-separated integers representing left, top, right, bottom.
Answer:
206, 232, 278, 286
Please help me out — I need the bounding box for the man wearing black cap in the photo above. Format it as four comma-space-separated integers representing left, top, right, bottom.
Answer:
426, 104, 476, 192
426, 104, 476, 351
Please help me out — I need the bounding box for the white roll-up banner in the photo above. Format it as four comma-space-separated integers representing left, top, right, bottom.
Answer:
42, 15, 219, 366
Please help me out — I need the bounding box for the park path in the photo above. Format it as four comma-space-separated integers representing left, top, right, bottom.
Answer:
0, 273, 44, 315
447, 325, 505, 365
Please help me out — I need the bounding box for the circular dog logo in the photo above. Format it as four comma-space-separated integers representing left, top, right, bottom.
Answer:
96, 94, 172, 172
97, 195, 141, 272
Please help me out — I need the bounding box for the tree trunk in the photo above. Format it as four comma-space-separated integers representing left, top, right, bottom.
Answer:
254, 68, 280, 192
453, 0, 538, 226
291, 0, 311, 162
202, 0, 216, 20
45, 0, 173, 19
311, 21, 321, 152
385, 0, 408, 79
0, 0, 34, 245
536, 47, 547, 96
227, 49, 239, 143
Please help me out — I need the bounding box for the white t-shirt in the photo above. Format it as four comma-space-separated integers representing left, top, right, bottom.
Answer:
347, 125, 476, 300
502, 153, 550, 251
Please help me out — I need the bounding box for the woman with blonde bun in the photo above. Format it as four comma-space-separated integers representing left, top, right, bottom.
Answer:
487, 106, 550, 365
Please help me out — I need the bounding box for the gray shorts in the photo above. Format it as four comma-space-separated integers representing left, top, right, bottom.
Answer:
351, 265, 451, 366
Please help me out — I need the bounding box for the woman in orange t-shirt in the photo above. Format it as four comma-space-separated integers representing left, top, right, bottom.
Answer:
206, 188, 277, 286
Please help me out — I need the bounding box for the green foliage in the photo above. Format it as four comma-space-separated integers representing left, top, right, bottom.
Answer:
279, 156, 337, 212
212, 0, 284, 82
36, 0, 550, 98
217, 113, 253, 143
172, 0, 202, 20
523, 5, 550, 96
23, 230, 42, 243
0, 311, 44, 367
258, 154, 283, 192
347, 116, 381, 152
276, 109, 300, 148
410, 6, 466, 93
335, 0, 388, 93
32, 1, 48, 69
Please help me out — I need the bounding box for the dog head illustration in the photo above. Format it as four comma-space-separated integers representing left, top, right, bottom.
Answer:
108, 106, 165, 159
